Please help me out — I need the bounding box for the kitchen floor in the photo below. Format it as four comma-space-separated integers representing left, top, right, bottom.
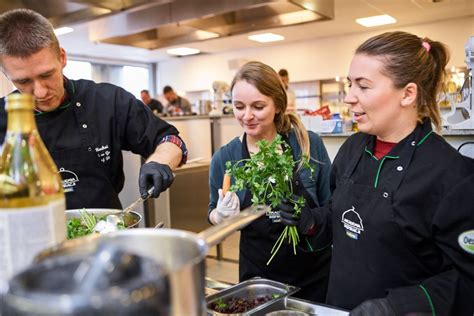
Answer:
205, 231, 240, 284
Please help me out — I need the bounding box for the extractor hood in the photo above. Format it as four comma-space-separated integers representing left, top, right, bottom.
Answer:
0, 0, 334, 50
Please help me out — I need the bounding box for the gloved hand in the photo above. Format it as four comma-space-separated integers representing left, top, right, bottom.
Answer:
278, 198, 315, 235
138, 162, 174, 198
210, 189, 240, 224
350, 298, 396, 316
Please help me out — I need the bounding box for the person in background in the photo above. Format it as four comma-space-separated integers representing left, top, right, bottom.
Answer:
278, 69, 297, 113
279, 31, 474, 315
140, 89, 163, 114
163, 85, 192, 115
208, 61, 332, 302
0, 9, 188, 209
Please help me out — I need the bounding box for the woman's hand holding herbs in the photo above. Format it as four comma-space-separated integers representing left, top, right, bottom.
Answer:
225, 135, 315, 264
278, 198, 315, 235
210, 189, 240, 224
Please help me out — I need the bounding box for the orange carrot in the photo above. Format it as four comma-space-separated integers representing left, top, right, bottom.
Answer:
222, 173, 231, 195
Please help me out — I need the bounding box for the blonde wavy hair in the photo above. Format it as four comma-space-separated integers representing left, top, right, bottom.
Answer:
230, 61, 310, 164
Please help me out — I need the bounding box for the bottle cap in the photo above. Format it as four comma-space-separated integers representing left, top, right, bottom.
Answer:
6, 94, 35, 111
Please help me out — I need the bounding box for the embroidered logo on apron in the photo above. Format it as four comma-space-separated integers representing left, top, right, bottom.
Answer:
458, 230, 474, 255
341, 206, 364, 240
58, 167, 79, 193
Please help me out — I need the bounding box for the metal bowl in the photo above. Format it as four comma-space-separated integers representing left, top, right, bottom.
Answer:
65, 208, 142, 229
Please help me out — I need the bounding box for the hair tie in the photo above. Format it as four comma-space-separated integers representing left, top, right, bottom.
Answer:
421, 41, 431, 53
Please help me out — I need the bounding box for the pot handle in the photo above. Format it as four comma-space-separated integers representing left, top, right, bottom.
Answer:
197, 204, 269, 247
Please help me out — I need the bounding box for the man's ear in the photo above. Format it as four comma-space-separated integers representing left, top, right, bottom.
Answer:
401, 82, 417, 107
59, 47, 67, 68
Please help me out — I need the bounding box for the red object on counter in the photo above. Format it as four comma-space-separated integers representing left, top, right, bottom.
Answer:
304, 105, 332, 120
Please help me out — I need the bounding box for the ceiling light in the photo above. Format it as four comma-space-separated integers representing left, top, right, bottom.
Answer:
167, 47, 200, 56
195, 30, 220, 40
248, 33, 285, 43
279, 11, 320, 25
356, 15, 396, 27
54, 27, 73, 36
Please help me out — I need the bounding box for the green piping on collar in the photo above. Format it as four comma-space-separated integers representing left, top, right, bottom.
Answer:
374, 155, 399, 188
417, 130, 433, 146
365, 146, 378, 161
418, 285, 436, 316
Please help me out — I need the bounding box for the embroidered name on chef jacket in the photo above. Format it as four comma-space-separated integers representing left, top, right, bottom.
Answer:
95, 145, 111, 163
58, 167, 79, 193
341, 206, 364, 240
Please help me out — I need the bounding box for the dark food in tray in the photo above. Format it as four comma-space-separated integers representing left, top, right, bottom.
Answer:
209, 294, 279, 313
206, 277, 299, 315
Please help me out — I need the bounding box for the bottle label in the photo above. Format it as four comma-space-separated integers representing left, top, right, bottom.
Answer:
0, 198, 66, 293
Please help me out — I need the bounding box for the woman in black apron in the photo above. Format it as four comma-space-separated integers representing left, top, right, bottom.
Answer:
208, 61, 332, 302
280, 32, 474, 315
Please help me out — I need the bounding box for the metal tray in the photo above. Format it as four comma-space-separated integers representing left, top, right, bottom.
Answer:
256, 297, 349, 316
206, 277, 300, 315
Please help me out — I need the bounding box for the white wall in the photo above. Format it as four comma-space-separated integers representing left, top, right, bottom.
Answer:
157, 17, 474, 92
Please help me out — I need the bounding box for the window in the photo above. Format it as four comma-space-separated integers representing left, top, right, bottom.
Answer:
64, 60, 92, 80
123, 66, 149, 99
63, 60, 151, 100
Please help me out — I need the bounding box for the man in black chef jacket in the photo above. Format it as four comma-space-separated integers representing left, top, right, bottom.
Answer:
0, 9, 188, 210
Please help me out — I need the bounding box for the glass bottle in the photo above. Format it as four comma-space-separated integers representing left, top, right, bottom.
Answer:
0, 94, 66, 293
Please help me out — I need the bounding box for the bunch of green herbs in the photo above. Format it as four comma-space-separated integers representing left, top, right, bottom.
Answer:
66, 209, 125, 239
225, 134, 313, 265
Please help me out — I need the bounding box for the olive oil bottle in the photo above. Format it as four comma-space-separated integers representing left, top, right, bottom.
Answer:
0, 94, 66, 293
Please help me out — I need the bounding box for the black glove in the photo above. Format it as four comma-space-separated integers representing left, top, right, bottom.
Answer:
138, 162, 174, 198
350, 298, 396, 316
278, 198, 315, 235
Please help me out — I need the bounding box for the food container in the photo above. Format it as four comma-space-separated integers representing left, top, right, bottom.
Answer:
65, 208, 142, 229
206, 277, 299, 315
257, 297, 349, 316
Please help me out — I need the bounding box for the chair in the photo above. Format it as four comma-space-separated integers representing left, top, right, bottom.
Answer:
458, 142, 474, 159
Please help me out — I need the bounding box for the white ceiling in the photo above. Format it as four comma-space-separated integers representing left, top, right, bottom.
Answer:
59, 0, 474, 64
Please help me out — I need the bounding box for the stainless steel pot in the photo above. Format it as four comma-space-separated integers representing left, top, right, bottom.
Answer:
30, 205, 269, 316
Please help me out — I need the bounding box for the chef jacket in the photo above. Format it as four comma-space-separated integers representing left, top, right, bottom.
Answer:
315, 119, 474, 315
0, 78, 186, 210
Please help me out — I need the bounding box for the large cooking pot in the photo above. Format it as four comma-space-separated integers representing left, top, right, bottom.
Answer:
15, 205, 269, 316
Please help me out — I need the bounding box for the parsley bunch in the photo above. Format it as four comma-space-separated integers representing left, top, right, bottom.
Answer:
225, 134, 313, 265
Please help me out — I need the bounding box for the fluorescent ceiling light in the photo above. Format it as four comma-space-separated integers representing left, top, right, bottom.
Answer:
248, 33, 285, 43
167, 47, 200, 56
356, 15, 396, 27
54, 27, 73, 36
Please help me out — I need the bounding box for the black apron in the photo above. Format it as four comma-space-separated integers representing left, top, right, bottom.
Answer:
238, 134, 331, 303
327, 131, 426, 309
46, 87, 122, 210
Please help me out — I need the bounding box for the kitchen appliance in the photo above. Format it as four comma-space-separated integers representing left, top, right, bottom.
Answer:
442, 36, 474, 129
210, 81, 230, 116
25, 205, 269, 315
